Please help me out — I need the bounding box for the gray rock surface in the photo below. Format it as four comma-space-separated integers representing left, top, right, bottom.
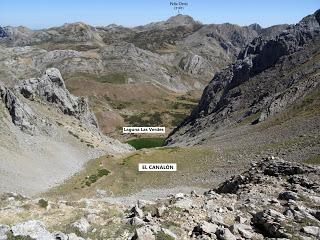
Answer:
0, 225, 10, 240
0, 14, 283, 92
11, 220, 54, 240
0, 82, 36, 133
132, 226, 155, 240
18, 68, 98, 130
0, 68, 132, 196
166, 9, 320, 146
71, 218, 91, 234
0, 158, 319, 239
302, 226, 320, 237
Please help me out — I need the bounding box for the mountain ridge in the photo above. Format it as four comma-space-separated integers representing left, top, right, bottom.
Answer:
166, 9, 320, 146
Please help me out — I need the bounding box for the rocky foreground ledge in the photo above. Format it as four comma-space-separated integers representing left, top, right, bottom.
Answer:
0, 158, 319, 240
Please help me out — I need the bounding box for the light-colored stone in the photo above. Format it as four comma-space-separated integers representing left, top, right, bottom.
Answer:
156, 205, 167, 217
302, 226, 320, 237
67, 233, 85, 240
173, 199, 193, 209
0, 224, 10, 240
71, 218, 91, 234
12, 220, 54, 240
216, 227, 237, 240
230, 224, 253, 239
133, 226, 155, 240
133, 205, 144, 218
131, 217, 145, 226
200, 221, 218, 235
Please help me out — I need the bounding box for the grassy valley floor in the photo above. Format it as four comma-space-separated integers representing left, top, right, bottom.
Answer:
44, 146, 233, 201
43, 102, 320, 202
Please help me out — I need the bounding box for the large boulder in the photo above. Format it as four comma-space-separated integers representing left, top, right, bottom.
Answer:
132, 226, 155, 240
302, 226, 320, 237
192, 221, 218, 237
252, 209, 290, 238
11, 220, 54, 240
0, 225, 10, 240
71, 218, 91, 234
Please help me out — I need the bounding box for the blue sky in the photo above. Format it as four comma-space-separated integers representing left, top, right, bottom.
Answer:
1, 0, 319, 29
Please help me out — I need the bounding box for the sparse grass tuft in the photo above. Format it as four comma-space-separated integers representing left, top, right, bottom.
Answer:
171, 112, 188, 126
304, 154, 320, 165
95, 73, 127, 84
155, 231, 175, 240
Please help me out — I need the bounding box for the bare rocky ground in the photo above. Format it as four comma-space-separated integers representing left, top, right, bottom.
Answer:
0, 15, 287, 137
0, 158, 319, 239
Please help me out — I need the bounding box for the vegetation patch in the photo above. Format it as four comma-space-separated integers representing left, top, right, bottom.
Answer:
95, 73, 127, 84
304, 154, 320, 165
83, 168, 110, 187
121, 153, 141, 166
124, 112, 163, 126
38, 199, 48, 208
171, 112, 188, 126
155, 231, 175, 240
46, 146, 218, 198
68, 72, 128, 84
126, 138, 165, 150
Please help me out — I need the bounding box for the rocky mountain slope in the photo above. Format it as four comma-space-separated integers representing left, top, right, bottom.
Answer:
0, 68, 132, 196
0, 15, 282, 91
0, 158, 319, 239
0, 15, 288, 136
166, 10, 320, 148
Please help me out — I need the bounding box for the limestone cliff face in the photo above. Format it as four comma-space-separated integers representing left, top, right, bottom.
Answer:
0, 68, 133, 196
18, 68, 98, 130
166, 10, 320, 146
0, 82, 36, 133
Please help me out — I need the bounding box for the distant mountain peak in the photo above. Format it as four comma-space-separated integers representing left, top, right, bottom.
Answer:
61, 22, 93, 30
166, 14, 200, 26
248, 23, 262, 32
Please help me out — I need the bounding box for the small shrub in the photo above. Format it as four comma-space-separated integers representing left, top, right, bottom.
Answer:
38, 199, 48, 208
84, 169, 110, 187
97, 169, 110, 177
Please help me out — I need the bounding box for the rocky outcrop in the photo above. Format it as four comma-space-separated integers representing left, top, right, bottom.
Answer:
258, 77, 319, 121
166, 9, 320, 146
1, 158, 318, 239
201, 10, 320, 117
11, 220, 54, 240
18, 68, 98, 129
0, 14, 285, 94
179, 54, 209, 75
0, 81, 36, 132
0, 68, 133, 196
0, 27, 8, 38
3, 220, 85, 240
